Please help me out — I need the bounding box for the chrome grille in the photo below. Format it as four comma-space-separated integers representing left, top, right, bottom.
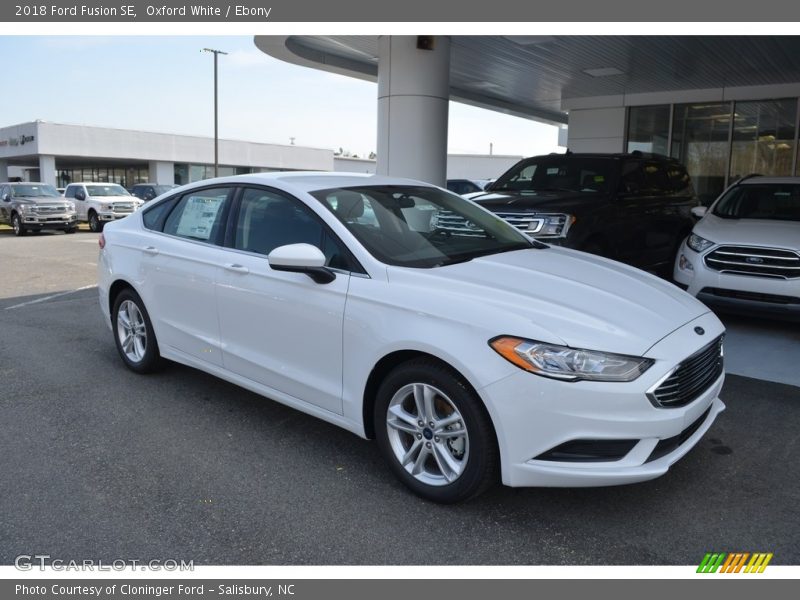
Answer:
112, 202, 135, 212
648, 336, 724, 408
35, 204, 68, 214
432, 210, 485, 236
704, 245, 800, 279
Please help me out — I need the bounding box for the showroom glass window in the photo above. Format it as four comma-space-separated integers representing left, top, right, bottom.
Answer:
670, 102, 732, 205
627, 105, 670, 155
729, 99, 797, 181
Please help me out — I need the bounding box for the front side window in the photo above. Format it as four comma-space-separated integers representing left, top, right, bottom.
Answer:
234, 188, 352, 270
492, 157, 614, 194
163, 187, 232, 242
64, 186, 77, 199
312, 185, 537, 268
714, 184, 800, 221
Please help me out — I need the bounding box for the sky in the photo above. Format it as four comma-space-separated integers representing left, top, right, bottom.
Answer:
0, 36, 560, 159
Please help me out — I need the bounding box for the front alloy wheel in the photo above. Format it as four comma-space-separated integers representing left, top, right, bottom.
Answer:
11, 213, 25, 236
89, 211, 104, 233
375, 359, 498, 503
386, 383, 470, 486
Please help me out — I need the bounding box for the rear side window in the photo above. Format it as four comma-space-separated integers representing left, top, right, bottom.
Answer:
143, 196, 180, 231
162, 187, 232, 243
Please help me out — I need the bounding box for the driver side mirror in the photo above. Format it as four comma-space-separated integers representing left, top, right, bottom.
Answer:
268, 243, 335, 284
2, 193, 9, 202
75, 190, 86, 201
691, 206, 707, 219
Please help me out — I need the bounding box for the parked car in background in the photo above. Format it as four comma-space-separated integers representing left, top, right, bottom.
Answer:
99, 172, 725, 503
446, 179, 488, 196
674, 175, 800, 318
65, 182, 143, 232
0, 182, 78, 236
448, 152, 699, 273
130, 183, 179, 202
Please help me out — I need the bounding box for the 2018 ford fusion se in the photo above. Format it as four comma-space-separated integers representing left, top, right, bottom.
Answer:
98, 172, 726, 503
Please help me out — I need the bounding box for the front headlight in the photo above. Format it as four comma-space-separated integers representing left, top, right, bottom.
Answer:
19, 204, 36, 213
528, 213, 574, 238
489, 336, 654, 382
687, 233, 714, 253
67, 201, 76, 211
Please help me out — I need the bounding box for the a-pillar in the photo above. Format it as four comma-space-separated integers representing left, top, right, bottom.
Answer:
376, 36, 450, 186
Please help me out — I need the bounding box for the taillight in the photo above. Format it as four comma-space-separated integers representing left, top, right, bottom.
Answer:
98, 233, 106, 249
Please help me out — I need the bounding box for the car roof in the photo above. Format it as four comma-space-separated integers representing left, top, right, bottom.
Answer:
5, 181, 50, 185
737, 176, 800, 185
175, 172, 433, 194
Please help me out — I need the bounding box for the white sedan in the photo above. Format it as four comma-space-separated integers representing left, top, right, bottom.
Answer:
98, 172, 725, 503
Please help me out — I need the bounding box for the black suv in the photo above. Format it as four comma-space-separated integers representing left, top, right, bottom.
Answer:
453, 152, 699, 272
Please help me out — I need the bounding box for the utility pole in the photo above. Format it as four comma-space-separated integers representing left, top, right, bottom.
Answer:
202, 47, 228, 177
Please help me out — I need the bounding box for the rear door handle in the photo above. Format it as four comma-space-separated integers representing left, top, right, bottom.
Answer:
143, 246, 159, 255
224, 263, 249, 274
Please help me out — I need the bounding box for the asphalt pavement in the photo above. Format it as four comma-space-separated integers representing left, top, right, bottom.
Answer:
0, 228, 798, 565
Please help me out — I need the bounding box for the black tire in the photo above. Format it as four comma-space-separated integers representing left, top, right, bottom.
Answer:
64, 226, 77, 234
374, 358, 499, 503
11, 213, 26, 236
88, 211, 104, 233
112, 288, 164, 374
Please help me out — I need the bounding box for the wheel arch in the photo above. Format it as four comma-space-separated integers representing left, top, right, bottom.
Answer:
361, 349, 498, 445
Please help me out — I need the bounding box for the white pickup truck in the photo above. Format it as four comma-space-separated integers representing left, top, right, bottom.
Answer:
64, 182, 143, 232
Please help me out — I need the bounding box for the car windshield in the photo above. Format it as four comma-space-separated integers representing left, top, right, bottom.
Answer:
86, 185, 130, 196
11, 184, 60, 197
491, 156, 615, 194
713, 184, 800, 221
311, 185, 540, 268
153, 185, 176, 195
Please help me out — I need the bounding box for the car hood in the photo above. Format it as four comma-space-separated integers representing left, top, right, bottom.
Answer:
465, 189, 605, 212
695, 214, 800, 249
387, 246, 710, 356
13, 197, 69, 206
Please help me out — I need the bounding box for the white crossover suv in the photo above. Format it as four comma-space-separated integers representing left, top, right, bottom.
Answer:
674, 175, 800, 318
65, 182, 143, 232
98, 173, 726, 503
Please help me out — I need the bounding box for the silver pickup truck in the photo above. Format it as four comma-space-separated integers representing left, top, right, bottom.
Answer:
0, 182, 78, 236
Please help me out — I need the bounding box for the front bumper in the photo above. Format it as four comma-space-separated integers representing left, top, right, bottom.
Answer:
674, 241, 800, 316
479, 311, 726, 487
98, 212, 134, 222
22, 214, 77, 228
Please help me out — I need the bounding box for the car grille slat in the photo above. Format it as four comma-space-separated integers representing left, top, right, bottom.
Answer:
704, 245, 800, 279
648, 336, 724, 408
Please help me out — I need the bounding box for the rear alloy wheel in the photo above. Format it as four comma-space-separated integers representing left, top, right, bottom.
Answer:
112, 289, 163, 373
89, 211, 104, 233
375, 359, 498, 503
11, 213, 26, 236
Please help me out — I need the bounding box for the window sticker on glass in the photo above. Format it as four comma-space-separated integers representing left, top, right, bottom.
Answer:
594, 175, 605, 182
546, 167, 560, 175
176, 195, 224, 240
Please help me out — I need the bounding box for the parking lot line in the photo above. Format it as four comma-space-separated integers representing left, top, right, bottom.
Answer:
4, 284, 97, 310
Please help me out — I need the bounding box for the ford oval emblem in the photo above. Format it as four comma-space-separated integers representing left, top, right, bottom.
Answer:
694, 327, 705, 335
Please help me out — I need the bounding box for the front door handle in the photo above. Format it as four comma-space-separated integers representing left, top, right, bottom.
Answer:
143, 246, 159, 255
224, 263, 249, 274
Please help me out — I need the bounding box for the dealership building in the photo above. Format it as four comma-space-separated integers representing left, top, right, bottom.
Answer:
0, 120, 521, 188
257, 35, 800, 204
